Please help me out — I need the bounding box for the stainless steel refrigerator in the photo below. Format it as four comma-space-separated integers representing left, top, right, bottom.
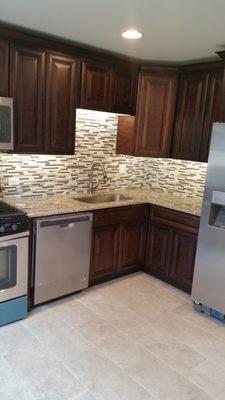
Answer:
192, 122, 225, 320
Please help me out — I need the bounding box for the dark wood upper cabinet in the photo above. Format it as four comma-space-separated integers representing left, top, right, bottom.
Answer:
80, 61, 111, 111
45, 53, 79, 154
10, 44, 45, 153
171, 70, 209, 161
0, 39, 9, 96
199, 67, 224, 162
172, 64, 225, 162
110, 68, 137, 115
135, 68, 178, 157
116, 115, 136, 155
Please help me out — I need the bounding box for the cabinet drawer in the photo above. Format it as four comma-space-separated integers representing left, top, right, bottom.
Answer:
93, 205, 147, 227
150, 206, 200, 232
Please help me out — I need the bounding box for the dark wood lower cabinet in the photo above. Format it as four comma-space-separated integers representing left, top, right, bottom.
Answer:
89, 204, 199, 292
90, 225, 120, 282
145, 221, 172, 280
89, 205, 146, 285
169, 229, 198, 292
145, 206, 199, 293
120, 220, 146, 271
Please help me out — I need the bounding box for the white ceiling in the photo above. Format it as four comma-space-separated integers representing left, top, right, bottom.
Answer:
0, 0, 225, 63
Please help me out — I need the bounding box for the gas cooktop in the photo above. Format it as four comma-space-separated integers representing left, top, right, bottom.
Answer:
0, 200, 23, 216
0, 201, 28, 235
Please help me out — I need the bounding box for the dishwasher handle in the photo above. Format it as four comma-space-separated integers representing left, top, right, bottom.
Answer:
36, 214, 93, 229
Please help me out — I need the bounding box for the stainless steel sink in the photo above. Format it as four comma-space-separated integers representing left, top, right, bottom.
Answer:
75, 193, 132, 204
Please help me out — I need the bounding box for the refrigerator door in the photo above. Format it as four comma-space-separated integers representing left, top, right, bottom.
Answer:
192, 123, 225, 314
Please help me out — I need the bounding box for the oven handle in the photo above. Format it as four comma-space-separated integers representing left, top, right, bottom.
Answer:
0, 230, 29, 242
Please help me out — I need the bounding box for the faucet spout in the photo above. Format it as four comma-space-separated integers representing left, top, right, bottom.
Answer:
88, 162, 108, 194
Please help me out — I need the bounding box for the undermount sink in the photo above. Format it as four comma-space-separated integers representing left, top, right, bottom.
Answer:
75, 193, 132, 204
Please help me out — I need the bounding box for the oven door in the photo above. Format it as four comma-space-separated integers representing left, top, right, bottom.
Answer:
0, 232, 29, 303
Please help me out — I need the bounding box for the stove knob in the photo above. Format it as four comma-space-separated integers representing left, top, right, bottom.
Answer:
11, 223, 18, 232
0, 225, 5, 233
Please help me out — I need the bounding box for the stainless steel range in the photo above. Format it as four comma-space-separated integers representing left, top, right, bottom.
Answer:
0, 201, 29, 326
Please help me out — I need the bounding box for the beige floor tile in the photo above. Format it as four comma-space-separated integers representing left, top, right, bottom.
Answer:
2, 272, 223, 400
0, 356, 35, 400
188, 360, 225, 400
124, 350, 212, 400
64, 348, 121, 387
145, 337, 205, 376
97, 304, 147, 331
173, 302, 225, 341
121, 274, 189, 310
76, 317, 117, 346
25, 312, 94, 362
159, 315, 225, 369
0, 322, 37, 356
88, 368, 156, 400
71, 391, 99, 400
3, 341, 83, 400
95, 328, 146, 368
49, 298, 98, 328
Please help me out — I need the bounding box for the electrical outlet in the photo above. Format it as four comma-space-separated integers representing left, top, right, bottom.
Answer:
119, 164, 127, 174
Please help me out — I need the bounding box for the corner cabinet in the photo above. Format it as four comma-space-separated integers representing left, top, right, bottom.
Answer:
172, 64, 224, 162
45, 53, 79, 154
171, 71, 209, 160
116, 67, 178, 157
80, 60, 138, 114
89, 205, 147, 285
80, 61, 111, 111
10, 44, 45, 153
110, 67, 137, 114
135, 68, 178, 157
145, 206, 199, 293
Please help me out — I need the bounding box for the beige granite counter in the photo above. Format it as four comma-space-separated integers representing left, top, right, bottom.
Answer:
4, 188, 203, 218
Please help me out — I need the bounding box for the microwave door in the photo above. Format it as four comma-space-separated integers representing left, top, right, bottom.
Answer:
0, 233, 28, 303
0, 97, 14, 151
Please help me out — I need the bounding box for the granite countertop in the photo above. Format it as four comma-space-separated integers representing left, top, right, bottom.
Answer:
4, 188, 203, 218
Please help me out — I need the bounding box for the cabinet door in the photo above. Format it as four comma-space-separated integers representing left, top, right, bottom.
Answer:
120, 220, 146, 270
80, 61, 111, 111
199, 68, 224, 162
110, 68, 137, 114
116, 115, 136, 155
90, 225, 119, 282
145, 221, 172, 280
135, 70, 177, 157
10, 44, 45, 153
172, 71, 209, 160
0, 40, 9, 96
45, 53, 79, 154
169, 229, 197, 293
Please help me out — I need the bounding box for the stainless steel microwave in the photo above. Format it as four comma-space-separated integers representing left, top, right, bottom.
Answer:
0, 97, 13, 151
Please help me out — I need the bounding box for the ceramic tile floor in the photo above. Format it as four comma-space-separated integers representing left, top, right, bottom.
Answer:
1, 272, 225, 400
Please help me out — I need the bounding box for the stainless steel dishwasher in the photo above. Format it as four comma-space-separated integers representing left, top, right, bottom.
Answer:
33, 213, 93, 305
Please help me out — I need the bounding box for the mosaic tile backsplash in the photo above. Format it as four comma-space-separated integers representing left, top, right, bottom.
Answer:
0, 109, 207, 198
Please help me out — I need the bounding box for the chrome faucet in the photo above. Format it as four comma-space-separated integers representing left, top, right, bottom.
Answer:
88, 162, 108, 194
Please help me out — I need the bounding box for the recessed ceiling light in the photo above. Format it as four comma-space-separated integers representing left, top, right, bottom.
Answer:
121, 30, 143, 40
